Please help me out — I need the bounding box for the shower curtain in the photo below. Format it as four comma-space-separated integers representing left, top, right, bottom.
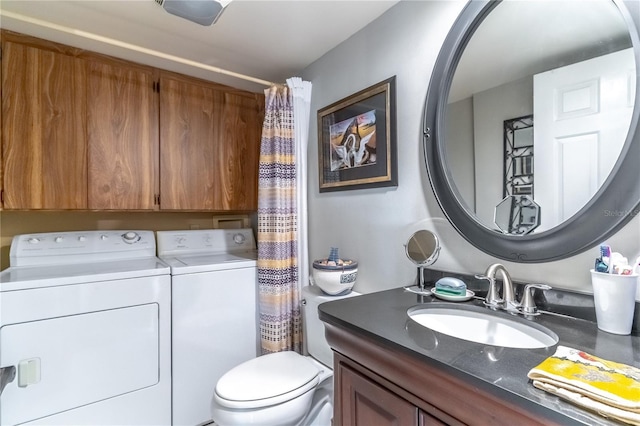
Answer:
257, 77, 312, 354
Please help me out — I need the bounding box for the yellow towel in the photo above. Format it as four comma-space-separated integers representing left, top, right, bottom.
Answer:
528, 346, 640, 425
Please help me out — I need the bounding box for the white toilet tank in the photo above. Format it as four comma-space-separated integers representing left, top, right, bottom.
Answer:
302, 285, 360, 369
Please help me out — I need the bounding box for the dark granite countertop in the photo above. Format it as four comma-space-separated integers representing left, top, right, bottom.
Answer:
318, 282, 640, 426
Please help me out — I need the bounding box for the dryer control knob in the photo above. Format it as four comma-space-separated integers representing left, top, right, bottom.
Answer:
233, 233, 246, 244
28, 237, 40, 244
122, 232, 140, 244
54, 237, 64, 243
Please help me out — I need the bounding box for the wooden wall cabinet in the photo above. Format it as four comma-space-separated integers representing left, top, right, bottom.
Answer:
159, 72, 262, 211
1, 31, 263, 212
2, 38, 88, 209
87, 60, 158, 210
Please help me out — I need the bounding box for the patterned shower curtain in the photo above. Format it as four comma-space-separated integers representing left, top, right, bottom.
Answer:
257, 83, 303, 354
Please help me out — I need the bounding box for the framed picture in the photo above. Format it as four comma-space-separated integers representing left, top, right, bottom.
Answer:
317, 76, 397, 192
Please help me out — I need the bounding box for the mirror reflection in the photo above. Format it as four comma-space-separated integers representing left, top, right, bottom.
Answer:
445, 0, 635, 234
494, 195, 541, 235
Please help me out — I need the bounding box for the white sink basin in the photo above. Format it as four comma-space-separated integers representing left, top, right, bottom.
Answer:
407, 305, 558, 349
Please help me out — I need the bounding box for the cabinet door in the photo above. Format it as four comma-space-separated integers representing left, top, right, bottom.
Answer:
338, 363, 418, 426
2, 41, 87, 209
87, 60, 158, 210
214, 91, 261, 210
419, 410, 447, 426
159, 73, 219, 210
1, 32, 3, 210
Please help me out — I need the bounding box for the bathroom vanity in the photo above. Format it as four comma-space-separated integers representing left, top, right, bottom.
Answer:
319, 284, 640, 426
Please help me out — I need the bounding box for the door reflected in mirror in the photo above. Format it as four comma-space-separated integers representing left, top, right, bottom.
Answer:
445, 0, 635, 234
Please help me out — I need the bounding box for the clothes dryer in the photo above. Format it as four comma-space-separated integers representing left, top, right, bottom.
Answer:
156, 228, 258, 426
0, 230, 171, 426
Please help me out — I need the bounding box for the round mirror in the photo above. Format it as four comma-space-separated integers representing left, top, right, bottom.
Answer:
424, 0, 640, 262
405, 230, 441, 292
405, 230, 441, 266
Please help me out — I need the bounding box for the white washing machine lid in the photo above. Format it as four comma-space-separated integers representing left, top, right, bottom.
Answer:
160, 251, 257, 275
0, 258, 170, 291
214, 352, 320, 409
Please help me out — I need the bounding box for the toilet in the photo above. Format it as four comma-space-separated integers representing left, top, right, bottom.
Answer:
210, 285, 360, 426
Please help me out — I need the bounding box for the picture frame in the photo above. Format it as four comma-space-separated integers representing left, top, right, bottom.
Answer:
317, 76, 397, 192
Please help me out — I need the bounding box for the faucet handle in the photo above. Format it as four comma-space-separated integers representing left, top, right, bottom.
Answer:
475, 274, 502, 308
520, 283, 551, 315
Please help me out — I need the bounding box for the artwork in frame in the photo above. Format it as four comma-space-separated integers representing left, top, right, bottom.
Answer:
317, 76, 397, 192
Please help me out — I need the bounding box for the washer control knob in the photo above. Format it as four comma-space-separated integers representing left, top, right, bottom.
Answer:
233, 233, 246, 244
54, 237, 64, 243
78, 236, 86, 242
28, 237, 40, 244
100, 234, 108, 241
122, 232, 140, 244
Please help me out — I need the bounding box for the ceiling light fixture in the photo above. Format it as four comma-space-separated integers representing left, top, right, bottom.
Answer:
155, 0, 232, 26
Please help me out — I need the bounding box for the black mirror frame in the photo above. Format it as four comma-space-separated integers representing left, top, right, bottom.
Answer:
423, 0, 640, 263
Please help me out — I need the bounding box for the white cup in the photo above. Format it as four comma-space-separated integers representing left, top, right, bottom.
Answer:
590, 269, 638, 335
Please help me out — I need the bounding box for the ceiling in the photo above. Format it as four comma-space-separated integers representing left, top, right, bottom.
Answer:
0, 0, 399, 93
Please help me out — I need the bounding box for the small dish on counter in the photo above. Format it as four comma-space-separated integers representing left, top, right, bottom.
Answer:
430, 288, 475, 302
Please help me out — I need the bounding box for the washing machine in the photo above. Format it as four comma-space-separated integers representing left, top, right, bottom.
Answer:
156, 228, 259, 426
0, 230, 171, 426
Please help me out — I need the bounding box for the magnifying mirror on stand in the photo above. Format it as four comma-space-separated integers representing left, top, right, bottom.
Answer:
405, 230, 441, 295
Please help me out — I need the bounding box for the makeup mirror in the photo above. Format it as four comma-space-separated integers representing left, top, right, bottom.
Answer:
405, 230, 441, 291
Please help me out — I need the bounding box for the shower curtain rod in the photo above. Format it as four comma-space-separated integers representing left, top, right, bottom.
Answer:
1, 10, 275, 87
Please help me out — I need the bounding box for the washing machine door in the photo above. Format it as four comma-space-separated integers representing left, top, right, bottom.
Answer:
0, 304, 159, 425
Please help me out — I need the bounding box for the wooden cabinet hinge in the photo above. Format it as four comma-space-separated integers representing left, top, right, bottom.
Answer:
1, 189, 4, 204
154, 194, 160, 205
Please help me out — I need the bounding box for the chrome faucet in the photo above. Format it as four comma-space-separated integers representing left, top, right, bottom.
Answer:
477, 263, 552, 315
477, 263, 517, 311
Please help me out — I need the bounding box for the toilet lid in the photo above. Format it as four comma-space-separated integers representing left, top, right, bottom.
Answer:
215, 352, 320, 409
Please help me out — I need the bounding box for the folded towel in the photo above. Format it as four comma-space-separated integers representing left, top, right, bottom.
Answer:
528, 346, 640, 425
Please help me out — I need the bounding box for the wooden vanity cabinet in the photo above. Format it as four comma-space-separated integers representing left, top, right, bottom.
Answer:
2, 37, 88, 209
159, 72, 262, 211
326, 323, 564, 426
338, 359, 446, 426
87, 59, 158, 210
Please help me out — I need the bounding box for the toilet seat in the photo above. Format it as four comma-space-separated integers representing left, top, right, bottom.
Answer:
214, 352, 320, 409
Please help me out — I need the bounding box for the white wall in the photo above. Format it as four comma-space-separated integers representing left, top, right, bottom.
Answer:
302, 1, 640, 297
